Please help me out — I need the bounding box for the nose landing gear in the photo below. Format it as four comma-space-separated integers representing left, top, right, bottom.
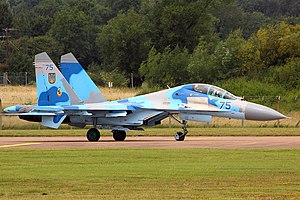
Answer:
175, 120, 188, 141
169, 114, 188, 141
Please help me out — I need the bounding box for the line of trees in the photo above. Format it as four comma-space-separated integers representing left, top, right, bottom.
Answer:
0, 0, 299, 102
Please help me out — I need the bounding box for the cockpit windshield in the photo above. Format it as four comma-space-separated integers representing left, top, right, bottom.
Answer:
193, 84, 237, 100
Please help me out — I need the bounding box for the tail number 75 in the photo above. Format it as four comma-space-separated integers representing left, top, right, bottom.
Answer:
220, 102, 231, 110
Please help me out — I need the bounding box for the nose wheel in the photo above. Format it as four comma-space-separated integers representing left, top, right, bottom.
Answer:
169, 114, 188, 141
175, 132, 185, 141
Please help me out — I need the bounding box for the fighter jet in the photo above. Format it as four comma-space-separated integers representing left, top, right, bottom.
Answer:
3, 52, 286, 141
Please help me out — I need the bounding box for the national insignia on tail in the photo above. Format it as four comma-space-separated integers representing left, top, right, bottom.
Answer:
48, 73, 56, 84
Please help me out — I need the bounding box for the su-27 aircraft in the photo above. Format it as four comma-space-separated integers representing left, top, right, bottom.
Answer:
3, 52, 287, 141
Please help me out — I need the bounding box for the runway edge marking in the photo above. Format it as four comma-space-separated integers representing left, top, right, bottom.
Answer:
0, 142, 41, 148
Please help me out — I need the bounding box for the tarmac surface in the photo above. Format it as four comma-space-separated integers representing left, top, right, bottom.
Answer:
0, 136, 300, 149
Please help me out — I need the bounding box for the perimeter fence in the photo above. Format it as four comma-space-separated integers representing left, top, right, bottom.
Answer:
0, 72, 35, 85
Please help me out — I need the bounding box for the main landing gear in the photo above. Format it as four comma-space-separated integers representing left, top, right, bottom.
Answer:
169, 114, 188, 141
86, 128, 127, 142
87, 118, 101, 142
87, 128, 100, 142
87, 118, 127, 142
112, 130, 126, 141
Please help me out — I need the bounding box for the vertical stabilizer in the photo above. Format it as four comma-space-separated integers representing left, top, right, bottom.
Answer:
60, 53, 106, 103
35, 52, 82, 106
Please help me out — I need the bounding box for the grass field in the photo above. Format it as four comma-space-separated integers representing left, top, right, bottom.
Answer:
0, 85, 139, 106
0, 127, 299, 137
0, 148, 299, 199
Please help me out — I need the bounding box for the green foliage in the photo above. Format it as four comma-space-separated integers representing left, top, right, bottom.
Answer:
239, 22, 300, 78
188, 30, 245, 83
214, 2, 271, 38
49, 9, 96, 66
96, 9, 151, 79
144, 0, 215, 52
140, 46, 190, 87
18, 36, 63, 62
102, 0, 141, 17
214, 29, 246, 79
267, 59, 300, 89
100, 69, 128, 87
5, 36, 63, 76
7, 50, 31, 72
0, 0, 13, 28
238, 0, 300, 18
188, 36, 219, 83
218, 77, 286, 98
86, 63, 103, 85
87, 64, 128, 87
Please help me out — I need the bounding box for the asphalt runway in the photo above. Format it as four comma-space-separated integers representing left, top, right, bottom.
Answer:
0, 136, 300, 149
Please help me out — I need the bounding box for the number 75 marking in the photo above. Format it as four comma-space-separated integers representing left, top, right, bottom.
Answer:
220, 102, 231, 110
45, 64, 54, 70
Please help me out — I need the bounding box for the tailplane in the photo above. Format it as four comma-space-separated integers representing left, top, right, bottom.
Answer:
35, 52, 82, 106
60, 53, 106, 103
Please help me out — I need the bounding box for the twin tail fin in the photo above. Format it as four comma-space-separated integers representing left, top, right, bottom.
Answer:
35, 52, 82, 106
60, 53, 106, 104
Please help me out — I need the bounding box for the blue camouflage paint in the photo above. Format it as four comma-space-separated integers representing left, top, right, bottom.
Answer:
53, 115, 65, 123
38, 86, 69, 106
15, 106, 21, 112
172, 85, 207, 104
60, 62, 82, 83
60, 62, 104, 102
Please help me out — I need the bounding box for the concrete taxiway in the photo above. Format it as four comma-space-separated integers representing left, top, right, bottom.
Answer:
0, 136, 300, 149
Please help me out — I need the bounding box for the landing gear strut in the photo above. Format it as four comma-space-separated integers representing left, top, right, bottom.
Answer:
112, 130, 126, 141
169, 114, 188, 141
87, 117, 100, 142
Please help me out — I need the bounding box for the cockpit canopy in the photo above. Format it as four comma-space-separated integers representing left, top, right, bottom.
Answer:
193, 84, 237, 100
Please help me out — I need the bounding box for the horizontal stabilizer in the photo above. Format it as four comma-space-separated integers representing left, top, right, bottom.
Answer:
0, 112, 56, 116
34, 106, 64, 112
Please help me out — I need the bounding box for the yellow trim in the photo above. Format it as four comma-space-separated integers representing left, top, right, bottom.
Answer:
0, 142, 41, 148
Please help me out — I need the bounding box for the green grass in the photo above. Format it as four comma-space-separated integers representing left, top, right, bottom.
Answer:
0, 127, 299, 137
0, 149, 299, 199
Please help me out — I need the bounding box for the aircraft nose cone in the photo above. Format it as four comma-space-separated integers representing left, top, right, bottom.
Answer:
245, 102, 286, 121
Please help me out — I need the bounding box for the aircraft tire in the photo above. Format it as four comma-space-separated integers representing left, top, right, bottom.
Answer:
87, 128, 100, 142
175, 132, 185, 141
112, 130, 126, 141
